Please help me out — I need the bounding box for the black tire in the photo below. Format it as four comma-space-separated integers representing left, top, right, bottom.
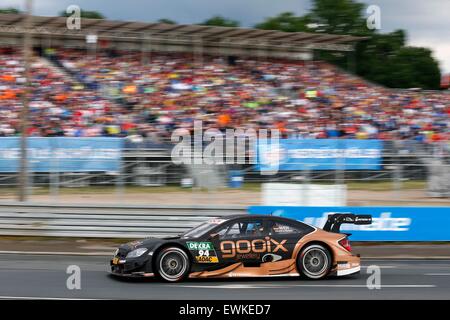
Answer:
297, 244, 331, 280
155, 247, 190, 282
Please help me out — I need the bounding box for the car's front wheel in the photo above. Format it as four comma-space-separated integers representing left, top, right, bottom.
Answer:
155, 247, 190, 282
298, 244, 331, 280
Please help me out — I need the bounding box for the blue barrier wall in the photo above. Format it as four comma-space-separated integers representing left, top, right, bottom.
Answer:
249, 206, 450, 241
255, 139, 382, 171
0, 137, 123, 172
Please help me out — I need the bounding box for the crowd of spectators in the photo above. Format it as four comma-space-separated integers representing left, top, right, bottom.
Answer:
1, 47, 449, 142
0, 48, 119, 137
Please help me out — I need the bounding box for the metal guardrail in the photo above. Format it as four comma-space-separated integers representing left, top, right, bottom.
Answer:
0, 203, 247, 238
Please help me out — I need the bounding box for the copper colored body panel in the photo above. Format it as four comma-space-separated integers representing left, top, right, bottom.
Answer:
190, 259, 298, 278
190, 228, 360, 278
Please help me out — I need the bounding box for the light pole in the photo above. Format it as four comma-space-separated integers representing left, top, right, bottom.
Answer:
19, 0, 33, 202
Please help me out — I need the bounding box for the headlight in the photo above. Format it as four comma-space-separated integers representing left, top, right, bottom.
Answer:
126, 248, 147, 258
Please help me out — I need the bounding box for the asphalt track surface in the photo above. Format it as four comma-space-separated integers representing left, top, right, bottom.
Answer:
0, 254, 449, 300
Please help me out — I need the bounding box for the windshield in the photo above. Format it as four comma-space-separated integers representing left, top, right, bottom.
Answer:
182, 219, 227, 238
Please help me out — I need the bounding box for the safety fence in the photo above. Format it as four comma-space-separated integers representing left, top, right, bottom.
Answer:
0, 138, 449, 198
0, 203, 245, 238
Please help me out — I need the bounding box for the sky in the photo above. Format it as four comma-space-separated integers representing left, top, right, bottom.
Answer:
2, 0, 450, 73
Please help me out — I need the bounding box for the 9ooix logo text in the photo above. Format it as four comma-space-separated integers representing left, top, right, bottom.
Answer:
220, 237, 288, 258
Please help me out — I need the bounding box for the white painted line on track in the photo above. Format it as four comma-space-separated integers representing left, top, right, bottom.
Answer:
290, 284, 436, 288
0, 296, 101, 300
425, 273, 450, 276
361, 265, 397, 269
178, 284, 436, 289
180, 285, 281, 289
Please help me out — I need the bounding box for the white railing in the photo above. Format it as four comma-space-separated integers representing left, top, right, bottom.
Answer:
0, 203, 246, 238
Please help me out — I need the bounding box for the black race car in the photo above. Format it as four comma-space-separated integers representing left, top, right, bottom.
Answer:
110, 213, 371, 282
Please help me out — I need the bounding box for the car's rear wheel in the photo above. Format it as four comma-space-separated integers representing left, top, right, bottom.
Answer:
155, 247, 190, 282
298, 244, 331, 280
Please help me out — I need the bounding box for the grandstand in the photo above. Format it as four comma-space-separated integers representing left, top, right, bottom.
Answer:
0, 13, 360, 53
0, 13, 449, 196
0, 14, 448, 142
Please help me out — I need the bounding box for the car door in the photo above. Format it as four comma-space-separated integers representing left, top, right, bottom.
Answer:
210, 218, 268, 267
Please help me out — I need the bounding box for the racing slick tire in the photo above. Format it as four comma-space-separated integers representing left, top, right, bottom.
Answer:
297, 244, 331, 280
155, 247, 190, 282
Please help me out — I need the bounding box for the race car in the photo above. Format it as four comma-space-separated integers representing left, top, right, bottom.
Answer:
110, 213, 372, 282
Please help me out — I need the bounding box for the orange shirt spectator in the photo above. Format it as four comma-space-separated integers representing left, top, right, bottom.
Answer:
218, 113, 231, 127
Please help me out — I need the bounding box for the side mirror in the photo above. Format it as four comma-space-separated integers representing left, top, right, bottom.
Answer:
209, 233, 219, 241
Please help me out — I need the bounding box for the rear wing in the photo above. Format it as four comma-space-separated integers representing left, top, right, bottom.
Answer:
322, 213, 372, 233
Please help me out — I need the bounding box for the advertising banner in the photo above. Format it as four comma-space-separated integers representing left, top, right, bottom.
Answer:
249, 205, 450, 241
255, 139, 383, 171
0, 137, 123, 172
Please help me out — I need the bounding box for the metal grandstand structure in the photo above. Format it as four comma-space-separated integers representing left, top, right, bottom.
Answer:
0, 13, 364, 57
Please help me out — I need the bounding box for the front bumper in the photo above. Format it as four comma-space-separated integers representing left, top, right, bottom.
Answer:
109, 270, 155, 278
110, 255, 152, 277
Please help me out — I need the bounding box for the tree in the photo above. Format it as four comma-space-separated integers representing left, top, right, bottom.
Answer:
255, 12, 310, 32
387, 47, 441, 89
253, 0, 442, 89
158, 18, 176, 24
59, 9, 105, 19
0, 7, 21, 14
353, 30, 406, 83
200, 15, 240, 27
309, 0, 367, 35
351, 28, 440, 89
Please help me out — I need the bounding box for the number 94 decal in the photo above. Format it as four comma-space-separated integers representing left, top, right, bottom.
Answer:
186, 242, 219, 263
